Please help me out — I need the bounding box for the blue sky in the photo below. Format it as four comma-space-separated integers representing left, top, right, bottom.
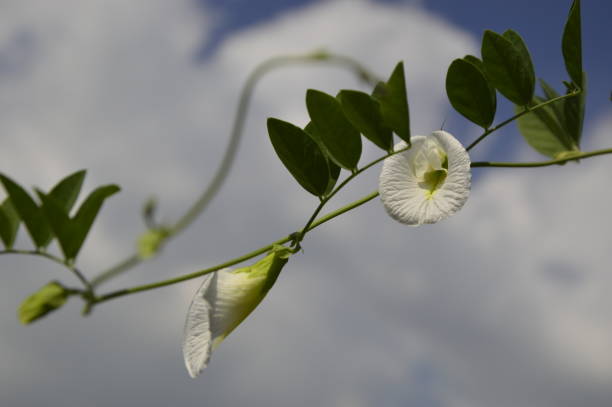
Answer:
1, 1, 611, 407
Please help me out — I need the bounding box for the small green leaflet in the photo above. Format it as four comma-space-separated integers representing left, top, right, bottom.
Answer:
482, 30, 535, 106
267, 118, 331, 197
0, 198, 20, 249
372, 62, 411, 144
306, 89, 362, 171
446, 57, 496, 129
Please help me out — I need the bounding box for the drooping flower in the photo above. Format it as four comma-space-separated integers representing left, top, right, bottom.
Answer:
182, 245, 292, 378
379, 130, 471, 225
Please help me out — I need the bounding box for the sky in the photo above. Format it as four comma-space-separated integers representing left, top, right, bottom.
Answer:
1, 1, 611, 406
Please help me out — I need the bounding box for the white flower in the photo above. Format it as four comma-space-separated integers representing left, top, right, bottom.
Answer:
182, 246, 291, 378
379, 130, 471, 225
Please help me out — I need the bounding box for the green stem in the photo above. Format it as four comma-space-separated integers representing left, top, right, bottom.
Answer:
298, 146, 408, 243
90, 51, 379, 288
471, 148, 612, 168
95, 147, 406, 303
90, 254, 140, 287
466, 90, 581, 152
0, 249, 92, 292
94, 190, 381, 304
94, 145, 612, 304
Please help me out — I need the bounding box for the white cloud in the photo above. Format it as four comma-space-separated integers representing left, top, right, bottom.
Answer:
1, 0, 611, 407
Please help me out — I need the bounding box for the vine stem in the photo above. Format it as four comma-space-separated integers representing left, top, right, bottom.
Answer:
466, 90, 581, 152
93, 145, 612, 304
90, 51, 380, 288
298, 146, 409, 244
471, 148, 612, 168
94, 190, 381, 304
94, 146, 407, 304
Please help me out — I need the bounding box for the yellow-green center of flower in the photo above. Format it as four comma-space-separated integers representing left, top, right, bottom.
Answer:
411, 138, 448, 197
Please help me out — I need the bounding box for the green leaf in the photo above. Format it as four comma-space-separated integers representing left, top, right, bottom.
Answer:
482, 30, 535, 106
304, 122, 341, 195
564, 72, 586, 147
325, 160, 341, 196
41, 184, 120, 260
18, 281, 70, 324
502, 29, 536, 97
267, 118, 331, 196
306, 89, 362, 170
0, 174, 53, 248
463, 55, 486, 71
337, 90, 393, 151
538, 79, 573, 148
48, 170, 86, 214
516, 101, 576, 158
372, 62, 411, 144
0, 198, 20, 249
446, 58, 496, 129
562, 0, 582, 87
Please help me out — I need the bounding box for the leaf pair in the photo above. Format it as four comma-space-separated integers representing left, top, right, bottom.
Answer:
446, 29, 535, 128
0, 171, 120, 260
481, 29, 535, 107
516, 79, 584, 158
268, 62, 410, 197
516, 0, 584, 158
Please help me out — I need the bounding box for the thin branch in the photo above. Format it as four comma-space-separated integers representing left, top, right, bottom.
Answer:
90, 51, 380, 288
466, 90, 581, 152
471, 148, 612, 168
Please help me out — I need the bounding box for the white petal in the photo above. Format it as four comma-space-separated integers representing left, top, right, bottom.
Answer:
182, 272, 216, 378
182, 267, 268, 378
207, 268, 267, 349
379, 131, 471, 225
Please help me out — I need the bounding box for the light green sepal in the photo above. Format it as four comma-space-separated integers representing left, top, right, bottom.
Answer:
137, 228, 170, 259
234, 244, 292, 295
18, 281, 71, 324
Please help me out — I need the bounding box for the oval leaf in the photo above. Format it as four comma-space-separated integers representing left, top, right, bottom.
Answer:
564, 72, 586, 147
267, 118, 330, 197
337, 90, 393, 151
502, 29, 536, 99
48, 169, 86, 214
306, 89, 362, 170
0, 174, 53, 248
482, 30, 535, 106
446, 58, 496, 129
562, 0, 583, 87
371, 62, 411, 144
0, 198, 20, 249
516, 102, 575, 158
